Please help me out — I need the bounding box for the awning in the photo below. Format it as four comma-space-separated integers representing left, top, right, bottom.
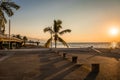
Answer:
0, 34, 23, 42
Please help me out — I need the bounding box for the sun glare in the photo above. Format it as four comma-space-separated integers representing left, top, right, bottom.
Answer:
109, 27, 119, 36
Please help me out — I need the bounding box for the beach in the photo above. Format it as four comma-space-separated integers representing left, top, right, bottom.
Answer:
0, 48, 120, 80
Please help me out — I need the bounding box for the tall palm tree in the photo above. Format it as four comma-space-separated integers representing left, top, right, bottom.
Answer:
0, 0, 20, 34
44, 20, 71, 48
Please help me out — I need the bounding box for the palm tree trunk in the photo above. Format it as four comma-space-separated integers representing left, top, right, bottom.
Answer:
23, 41, 26, 46
55, 40, 57, 48
54, 33, 57, 48
50, 26, 53, 48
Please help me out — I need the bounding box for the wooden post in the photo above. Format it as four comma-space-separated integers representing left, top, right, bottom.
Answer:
72, 56, 78, 63
91, 64, 100, 73
63, 53, 67, 58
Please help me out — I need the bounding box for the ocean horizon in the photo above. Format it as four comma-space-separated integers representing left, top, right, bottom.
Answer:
39, 42, 120, 48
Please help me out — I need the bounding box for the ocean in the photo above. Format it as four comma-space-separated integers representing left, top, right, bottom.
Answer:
40, 42, 119, 48
68, 42, 111, 48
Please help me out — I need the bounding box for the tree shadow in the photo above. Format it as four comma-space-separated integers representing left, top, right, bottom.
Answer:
37, 52, 76, 80
51, 65, 82, 80
38, 62, 75, 80
84, 71, 99, 80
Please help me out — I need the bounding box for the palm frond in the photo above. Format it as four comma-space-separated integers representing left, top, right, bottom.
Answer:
56, 20, 62, 32
43, 27, 53, 33
53, 20, 57, 32
1, 2, 20, 16
59, 29, 71, 35
1, 4, 13, 16
0, 9, 7, 23
8, 2, 20, 10
0, 9, 6, 34
57, 20, 62, 24
2, 13, 7, 23
0, 19, 5, 28
44, 37, 52, 48
53, 20, 62, 33
58, 36, 69, 48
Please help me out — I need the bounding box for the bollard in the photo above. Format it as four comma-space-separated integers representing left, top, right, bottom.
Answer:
63, 53, 67, 58
91, 64, 100, 73
72, 56, 78, 63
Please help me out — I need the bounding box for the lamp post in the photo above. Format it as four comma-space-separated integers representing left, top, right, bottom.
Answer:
8, 19, 11, 50
8, 0, 11, 50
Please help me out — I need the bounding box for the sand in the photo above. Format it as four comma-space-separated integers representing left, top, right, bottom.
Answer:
0, 48, 120, 80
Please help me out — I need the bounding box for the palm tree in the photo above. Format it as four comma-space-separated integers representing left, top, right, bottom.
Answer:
23, 36, 28, 46
44, 20, 71, 48
0, 0, 20, 34
0, 8, 7, 34
16, 34, 21, 39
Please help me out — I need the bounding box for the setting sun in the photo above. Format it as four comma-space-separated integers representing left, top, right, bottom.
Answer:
109, 27, 119, 36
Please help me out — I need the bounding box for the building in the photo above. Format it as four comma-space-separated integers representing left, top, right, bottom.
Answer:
0, 34, 23, 49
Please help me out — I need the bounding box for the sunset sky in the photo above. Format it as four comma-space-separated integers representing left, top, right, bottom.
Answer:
6, 0, 120, 42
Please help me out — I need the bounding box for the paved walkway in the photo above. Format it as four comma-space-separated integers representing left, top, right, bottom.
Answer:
0, 51, 15, 62
0, 50, 119, 80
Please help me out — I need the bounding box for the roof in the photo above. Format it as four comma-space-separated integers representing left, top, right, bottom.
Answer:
0, 34, 23, 42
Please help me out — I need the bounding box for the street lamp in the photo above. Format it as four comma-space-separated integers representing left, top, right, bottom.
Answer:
8, 19, 11, 50
8, 0, 11, 50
